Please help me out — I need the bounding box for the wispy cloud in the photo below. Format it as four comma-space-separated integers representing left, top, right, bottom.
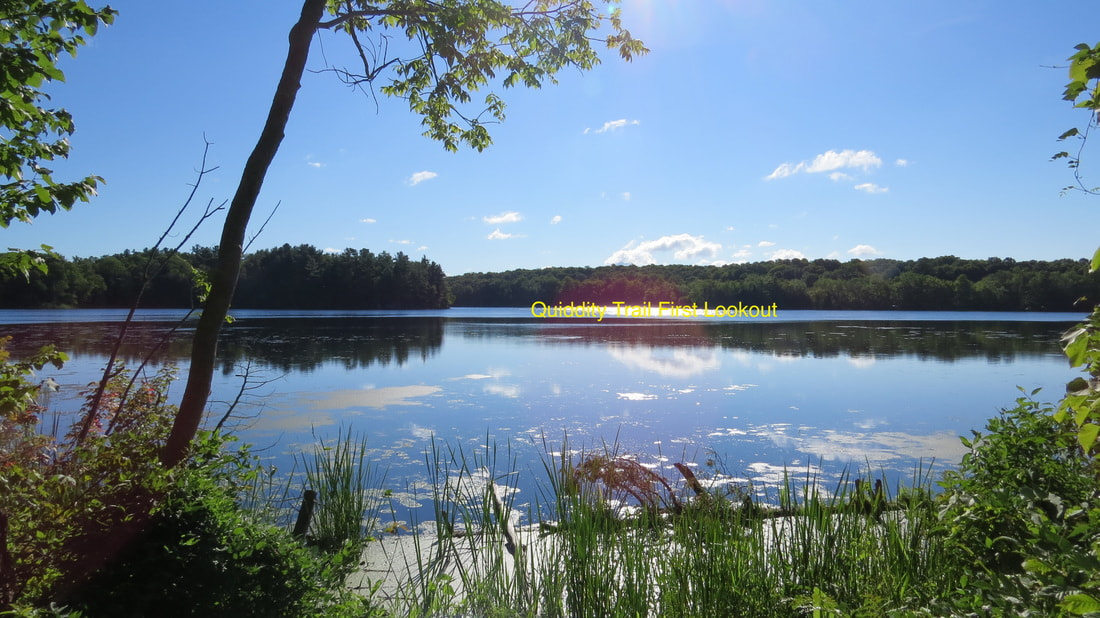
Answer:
604, 233, 721, 266
487, 229, 516, 240
769, 249, 806, 260
360, 218, 376, 224
484, 211, 522, 225
406, 170, 438, 186
584, 118, 640, 134
854, 183, 888, 194
847, 244, 882, 257
730, 248, 752, 262
306, 154, 324, 168
322, 247, 340, 254
550, 215, 562, 225
391, 239, 414, 245
895, 158, 909, 167
765, 149, 883, 180
828, 172, 852, 181
757, 240, 775, 247
621, 192, 631, 201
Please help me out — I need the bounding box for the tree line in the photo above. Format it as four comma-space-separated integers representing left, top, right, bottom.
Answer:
4, 252, 1096, 312
0, 243, 450, 309
446, 256, 1100, 311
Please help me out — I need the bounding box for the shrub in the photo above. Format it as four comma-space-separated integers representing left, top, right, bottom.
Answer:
62, 433, 369, 617
937, 390, 1100, 615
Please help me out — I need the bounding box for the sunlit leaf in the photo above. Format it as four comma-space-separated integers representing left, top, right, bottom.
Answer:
1077, 423, 1099, 453
1061, 592, 1100, 615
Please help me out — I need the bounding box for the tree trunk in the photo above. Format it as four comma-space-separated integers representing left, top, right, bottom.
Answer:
161, 0, 326, 467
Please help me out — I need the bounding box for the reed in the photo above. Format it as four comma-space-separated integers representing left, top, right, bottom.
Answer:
301, 427, 385, 552
389, 441, 959, 617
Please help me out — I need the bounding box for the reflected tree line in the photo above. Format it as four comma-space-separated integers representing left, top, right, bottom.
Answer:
0, 244, 450, 309
0, 318, 445, 373
0, 317, 1067, 372
515, 320, 1072, 363
449, 256, 1100, 311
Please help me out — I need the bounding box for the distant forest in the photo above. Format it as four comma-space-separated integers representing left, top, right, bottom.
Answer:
0, 244, 450, 309
2, 250, 1096, 312
447, 256, 1100, 311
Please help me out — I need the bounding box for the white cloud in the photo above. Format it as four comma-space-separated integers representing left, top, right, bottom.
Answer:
769, 249, 806, 260
604, 233, 721, 266
621, 192, 631, 201
391, 239, 413, 245
307, 161, 323, 168
725, 226, 735, 232
757, 240, 775, 247
730, 248, 752, 262
487, 228, 515, 240
766, 149, 882, 180
406, 170, 438, 186
764, 162, 801, 180
416, 245, 429, 252
483, 211, 522, 224
360, 218, 376, 224
550, 215, 562, 225
895, 158, 909, 167
854, 182, 888, 194
585, 118, 640, 134
828, 172, 852, 181
847, 244, 882, 257
322, 247, 340, 254
807, 149, 881, 173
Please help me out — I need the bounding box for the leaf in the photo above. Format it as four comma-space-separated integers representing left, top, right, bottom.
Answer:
1059, 128, 1080, 140
1077, 423, 1099, 452
1091, 246, 1100, 273
1061, 593, 1100, 615
1063, 327, 1089, 367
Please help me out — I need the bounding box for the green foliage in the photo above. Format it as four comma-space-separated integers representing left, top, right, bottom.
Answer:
1054, 41, 1100, 469
937, 393, 1100, 615
2, 362, 176, 610
0, 0, 115, 227
0, 245, 56, 282
62, 433, 370, 617
0, 244, 452, 309
1053, 42, 1100, 194
1, 340, 377, 615
322, 0, 648, 152
447, 255, 1100, 310
0, 335, 65, 418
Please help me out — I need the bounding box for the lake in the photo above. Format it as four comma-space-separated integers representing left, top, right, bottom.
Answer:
0, 308, 1083, 527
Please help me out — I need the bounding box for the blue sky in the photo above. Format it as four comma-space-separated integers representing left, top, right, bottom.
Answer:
6, 1, 1100, 275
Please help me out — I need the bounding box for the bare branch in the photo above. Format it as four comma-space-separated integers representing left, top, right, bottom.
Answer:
244, 200, 282, 253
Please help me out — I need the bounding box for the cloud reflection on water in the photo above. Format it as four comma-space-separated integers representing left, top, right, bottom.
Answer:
608, 344, 722, 377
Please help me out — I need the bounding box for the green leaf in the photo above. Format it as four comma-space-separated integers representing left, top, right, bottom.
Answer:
1063, 327, 1089, 367
1091, 246, 1100, 273
1078, 423, 1099, 453
1061, 592, 1100, 615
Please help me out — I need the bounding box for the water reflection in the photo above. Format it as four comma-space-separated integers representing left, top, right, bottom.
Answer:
608, 345, 722, 377
0, 311, 1079, 519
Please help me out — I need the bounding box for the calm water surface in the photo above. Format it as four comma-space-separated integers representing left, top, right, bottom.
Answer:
0, 309, 1083, 525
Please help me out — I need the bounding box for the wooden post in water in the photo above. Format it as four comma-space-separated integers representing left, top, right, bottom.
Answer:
292, 489, 317, 538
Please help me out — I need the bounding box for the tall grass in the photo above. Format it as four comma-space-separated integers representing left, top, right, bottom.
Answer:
301, 427, 385, 552
384, 442, 961, 617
